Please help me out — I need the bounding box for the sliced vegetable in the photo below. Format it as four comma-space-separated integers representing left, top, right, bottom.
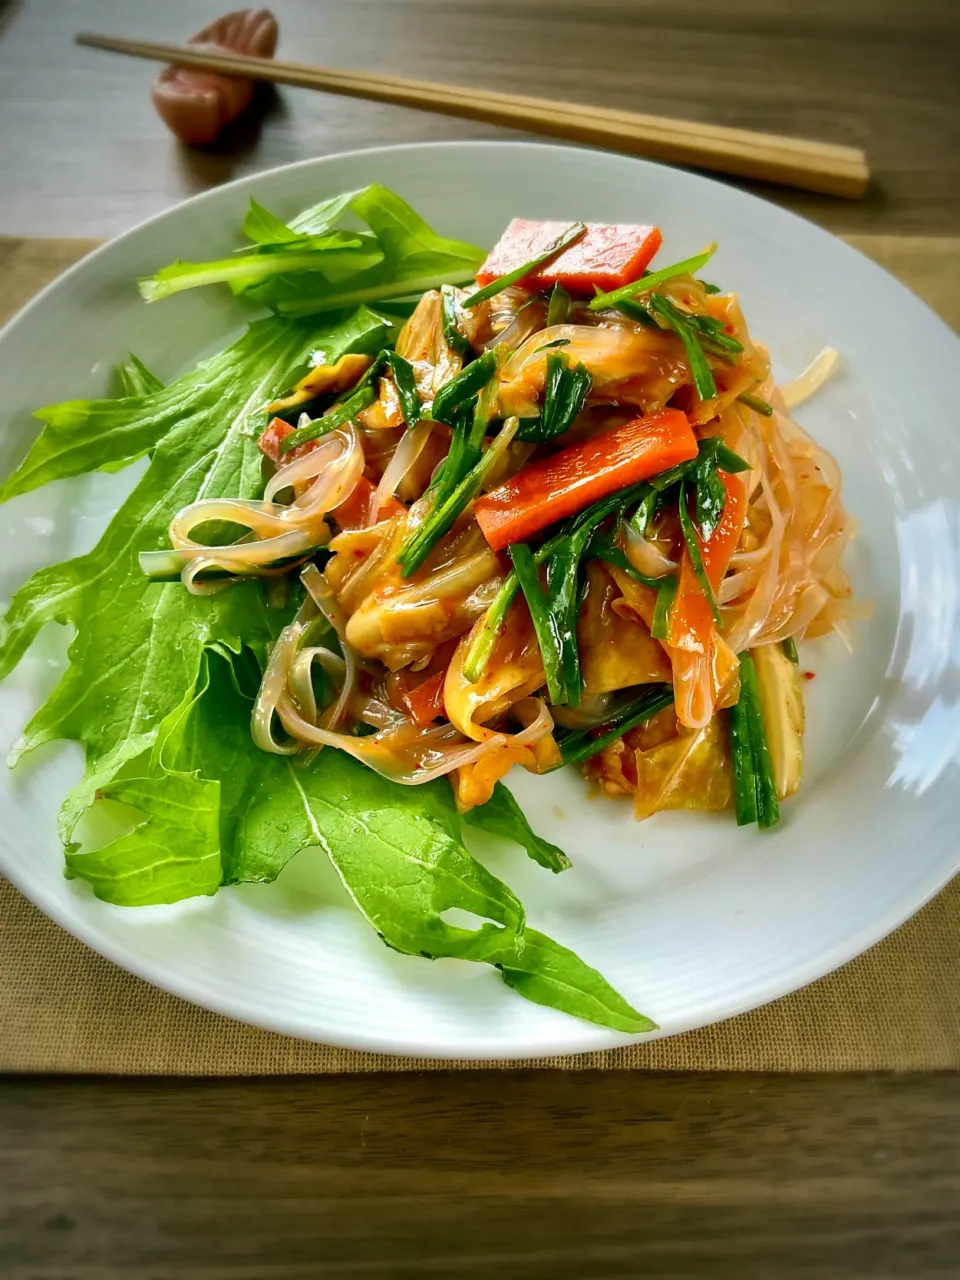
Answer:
589, 534, 666, 591
546, 282, 571, 327
461, 535, 562, 684
279, 381, 376, 452
553, 684, 676, 767
380, 350, 422, 427
474, 409, 698, 552
692, 460, 728, 541
588, 243, 717, 311
440, 284, 472, 356
648, 294, 717, 401
431, 349, 498, 425
678, 479, 722, 625
476, 219, 661, 295
727, 689, 759, 826
753, 643, 804, 801
738, 391, 774, 417
667, 470, 746, 654
509, 543, 566, 705
516, 352, 593, 443
464, 222, 587, 307
399, 417, 520, 576
403, 670, 447, 726
650, 575, 677, 641
782, 636, 799, 664
738, 651, 781, 829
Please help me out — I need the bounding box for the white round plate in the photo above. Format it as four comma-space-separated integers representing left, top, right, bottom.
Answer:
1, 142, 958, 1058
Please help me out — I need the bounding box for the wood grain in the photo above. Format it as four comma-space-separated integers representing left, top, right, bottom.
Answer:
1, 1073, 959, 1278
74, 32, 871, 197
0, 0, 958, 238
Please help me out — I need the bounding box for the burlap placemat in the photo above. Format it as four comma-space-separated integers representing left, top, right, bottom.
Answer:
1, 232, 958, 1075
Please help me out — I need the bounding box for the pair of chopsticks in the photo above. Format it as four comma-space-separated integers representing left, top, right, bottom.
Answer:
76, 32, 870, 199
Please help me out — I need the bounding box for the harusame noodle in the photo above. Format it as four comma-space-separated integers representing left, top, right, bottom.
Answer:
145, 219, 865, 829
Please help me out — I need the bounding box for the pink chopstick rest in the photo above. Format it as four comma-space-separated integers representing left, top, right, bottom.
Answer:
151, 8, 278, 146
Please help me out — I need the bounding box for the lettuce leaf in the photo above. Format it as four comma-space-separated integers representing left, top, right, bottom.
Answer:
138, 231, 381, 303
66, 647, 651, 1033
0, 307, 389, 502
467, 783, 572, 874
138, 184, 484, 318
0, 309, 388, 853
116, 353, 164, 398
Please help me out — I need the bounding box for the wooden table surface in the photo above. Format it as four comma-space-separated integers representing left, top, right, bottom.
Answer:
1, 0, 959, 1275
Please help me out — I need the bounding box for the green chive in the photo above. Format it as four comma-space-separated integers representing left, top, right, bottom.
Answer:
399, 417, 518, 576
590, 535, 667, 591
782, 637, 799, 664
440, 284, 471, 356
461, 535, 562, 684
516, 352, 592, 443
464, 223, 587, 308
727, 696, 759, 826
382, 351, 421, 428
648, 294, 717, 401
553, 684, 675, 767
614, 297, 659, 328
546, 282, 571, 327
589, 244, 718, 311
279, 382, 377, 452
678, 478, 723, 626
431, 349, 498, 425
650, 576, 677, 641
738, 391, 774, 417
739, 652, 780, 829
509, 543, 567, 705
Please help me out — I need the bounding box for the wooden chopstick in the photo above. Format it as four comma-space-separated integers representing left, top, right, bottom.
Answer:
75, 32, 870, 199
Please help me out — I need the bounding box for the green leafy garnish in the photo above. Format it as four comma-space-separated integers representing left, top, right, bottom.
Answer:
141, 185, 484, 318
650, 576, 677, 641
678, 478, 723, 626
546, 282, 571, 327
0, 313, 374, 849
440, 283, 471, 356
648, 294, 717, 401
731, 652, 780, 829
589, 534, 668, 592
588, 244, 718, 311
116, 353, 164, 398
509, 543, 567, 706
738, 391, 774, 417
398, 416, 518, 576
553, 685, 676, 767
467, 783, 571, 874
279, 381, 377, 452
61, 645, 649, 1031
380, 350, 421, 427
138, 230, 372, 303
431, 348, 498, 425
516, 351, 592, 443
463, 222, 587, 308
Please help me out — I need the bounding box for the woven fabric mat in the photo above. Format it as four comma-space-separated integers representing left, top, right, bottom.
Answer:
1, 232, 958, 1076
